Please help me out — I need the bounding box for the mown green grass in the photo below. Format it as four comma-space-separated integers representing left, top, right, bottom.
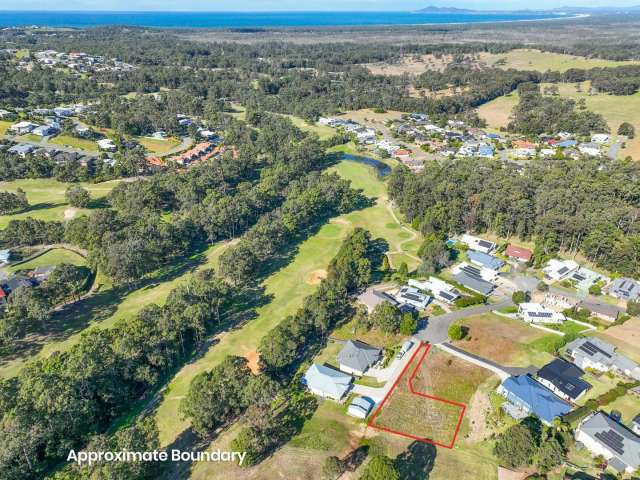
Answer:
0, 178, 120, 229
7, 248, 85, 274
48, 134, 99, 152
137, 136, 180, 154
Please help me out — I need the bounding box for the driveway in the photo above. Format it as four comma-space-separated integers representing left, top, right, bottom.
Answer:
414, 298, 513, 344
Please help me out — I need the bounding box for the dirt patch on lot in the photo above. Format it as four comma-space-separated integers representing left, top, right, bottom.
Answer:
306, 269, 327, 285
464, 387, 493, 443
596, 317, 640, 362
64, 207, 78, 220
452, 314, 546, 365
244, 350, 260, 374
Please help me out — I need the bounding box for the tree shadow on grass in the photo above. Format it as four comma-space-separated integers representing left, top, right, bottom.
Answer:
394, 441, 437, 480
24, 201, 66, 213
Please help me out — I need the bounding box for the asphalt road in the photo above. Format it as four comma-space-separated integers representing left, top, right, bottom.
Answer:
414, 297, 513, 344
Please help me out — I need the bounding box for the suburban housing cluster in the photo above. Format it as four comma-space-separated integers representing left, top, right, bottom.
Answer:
24, 49, 135, 73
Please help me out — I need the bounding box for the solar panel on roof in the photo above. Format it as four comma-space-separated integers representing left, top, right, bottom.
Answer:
478, 240, 493, 248
573, 274, 586, 281
580, 341, 612, 358
529, 311, 553, 318
440, 291, 455, 300
558, 266, 569, 275
595, 430, 625, 456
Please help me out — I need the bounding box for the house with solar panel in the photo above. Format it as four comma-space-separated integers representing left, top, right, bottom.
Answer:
496, 374, 572, 425
452, 262, 499, 283
394, 286, 430, 310
453, 270, 495, 296
460, 234, 496, 254
536, 358, 592, 402
518, 302, 566, 325
543, 259, 579, 282
565, 338, 640, 381
576, 412, 640, 474
610, 277, 640, 302
408, 277, 460, 305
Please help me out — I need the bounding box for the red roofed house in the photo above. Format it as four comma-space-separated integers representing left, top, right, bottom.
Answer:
395, 149, 411, 159
512, 140, 536, 149
505, 244, 533, 262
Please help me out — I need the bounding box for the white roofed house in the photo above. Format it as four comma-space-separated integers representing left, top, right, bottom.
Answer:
543, 259, 579, 281
518, 303, 566, 324
357, 287, 398, 314
97, 139, 117, 151
591, 134, 610, 143
394, 286, 430, 310
575, 412, 640, 474
609, 277, 640, 302
578, 142, 601, 157
459, 234, 496, 254
452, 262, 499, 283
10, 121, 38, 135
408, 277, 460, 305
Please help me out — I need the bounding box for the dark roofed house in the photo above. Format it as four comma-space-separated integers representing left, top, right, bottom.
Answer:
578, 299, 623, 323
453, 271, 494, 296
337, 340, 382, 376
537, 358, 592, 402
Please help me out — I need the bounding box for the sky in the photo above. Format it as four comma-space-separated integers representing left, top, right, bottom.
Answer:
2, 0, 640, 11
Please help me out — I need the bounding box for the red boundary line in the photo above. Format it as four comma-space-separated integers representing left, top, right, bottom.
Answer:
367, 342, 467, 449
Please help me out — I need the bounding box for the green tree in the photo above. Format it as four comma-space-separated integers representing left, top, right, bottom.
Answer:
493, 424, 537, 468
448, 323, 465, 341
627, 301, 640, 316
360, 455, 400, 480
417, 234, 450, 275
399, 312, 418, 335
393, 262, 409, 283
370, 302, 402, 334
512, 290, 528, 304
322, 456, 345, 480
537, 435, 565, 472
618, 122, 635, 139
65, 185, 91, 208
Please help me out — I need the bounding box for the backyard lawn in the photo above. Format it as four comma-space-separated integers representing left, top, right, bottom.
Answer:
137, 136, 181, 154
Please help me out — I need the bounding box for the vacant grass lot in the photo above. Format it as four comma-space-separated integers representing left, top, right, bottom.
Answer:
477, 81, 640, 160
0, 178, 119, 228
279, 114, 335, 140
0, 120, 13, 135
371, 345, 467, 448
48, 134, 99, 152
452, 314, 556, 368
137, 136, 181, 154
479, 49, 640, 72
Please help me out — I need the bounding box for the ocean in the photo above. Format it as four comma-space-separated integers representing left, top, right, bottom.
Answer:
0, 10, 564, 29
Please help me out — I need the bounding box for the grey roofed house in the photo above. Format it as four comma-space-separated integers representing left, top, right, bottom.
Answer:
467, 251, 505, 271
2, 275, 35, 293
337, 340, 382, 375
347, 396, 375, 418
565, 337, 640, 380
357, 287, 397, 313
303, 363, 353, 400
610, 277, 640, 301
34, 265, 56, 281
453, 271, 494, 296
7, 143, 35, 156
578, 299, 623, 322
576, 412, 640, 473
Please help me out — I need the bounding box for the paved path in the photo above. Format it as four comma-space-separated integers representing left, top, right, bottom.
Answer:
157, 136, 193, 158
414, 298, 513, 344
383, 200, 421, 268
352, 341, 420, 402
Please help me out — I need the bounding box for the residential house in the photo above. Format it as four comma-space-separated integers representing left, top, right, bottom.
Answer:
467, 251, 505, 271
302, 364, 353, 401
33, 265, 55, 282
337, 340, 382, 376
348, 396, 375, 419
8, 144, 36, 157
505, 244, 533, 262
591, 134, 610, 143
460, 234, 496, 254
543, 259, 579, 281
536, 358, 591, 402
514, 147, 536, 159
357, 288, 397, 313
565, 338, 640, 380
1, 275, 36, 294
557, 139, 578, 148
394, 286, 430, 310
570, 267, 608, 292
609, 278, 640, 301
10, 121, 38, 134
97, 139, 117, 151
453, 262, 499, 283
32, 124, 59, 137
453, 270, 495, 296
575, 412, 640, 474
408, 277, 460, 305
0, 250, 10, 264
478, 144, 494, 158
0, 109, 16, 120
53, 107, 74, 117
497, 374, 572, 425
518, 302, 566, 324
512, 140, 536, 150
578, 299, 623, 323
578, 143, 601, 157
